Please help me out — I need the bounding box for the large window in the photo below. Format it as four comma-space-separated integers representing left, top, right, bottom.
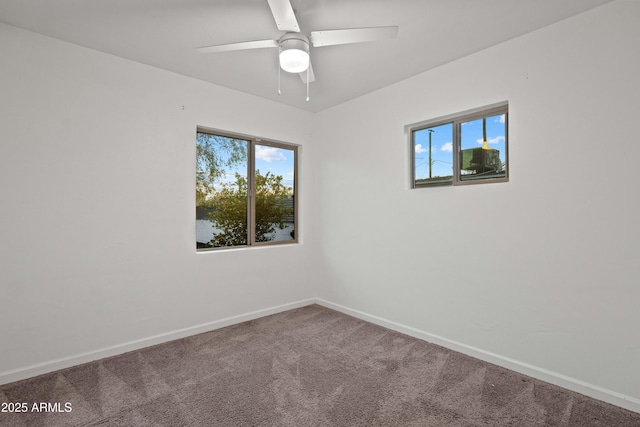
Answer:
410, 103, 508, 187
196, 129, 297, 250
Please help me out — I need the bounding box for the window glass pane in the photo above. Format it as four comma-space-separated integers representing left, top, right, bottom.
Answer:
413, 123, 454, 186
196, 133, 249, 248
254, 144, 295, 243
459, 113, 507, 181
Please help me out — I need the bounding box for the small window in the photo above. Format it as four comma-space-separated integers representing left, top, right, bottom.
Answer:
410, 103, 508, 187
196, 129, 297, 250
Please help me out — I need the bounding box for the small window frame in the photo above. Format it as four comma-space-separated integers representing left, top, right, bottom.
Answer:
409, 102, 509, 188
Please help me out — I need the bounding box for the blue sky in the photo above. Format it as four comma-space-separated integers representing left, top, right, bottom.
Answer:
414, 122, 454, 179
414, 114, 506, 179
255, 145, 295, 189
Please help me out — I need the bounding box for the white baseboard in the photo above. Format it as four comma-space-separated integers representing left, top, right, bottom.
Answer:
315, 298, 640, 415
0, 298, 315, 386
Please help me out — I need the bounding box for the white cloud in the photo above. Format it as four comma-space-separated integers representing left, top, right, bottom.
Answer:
496, 114, 506, 124
476, 136, 505, 145
415, 144, 428, 153
441, 142, 453, 152
256, 146, 286, 162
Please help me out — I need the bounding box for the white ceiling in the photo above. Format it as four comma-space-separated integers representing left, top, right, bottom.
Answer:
0, 0, 614, 112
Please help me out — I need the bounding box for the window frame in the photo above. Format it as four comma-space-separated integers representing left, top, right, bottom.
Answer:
409, 102, 509, 188
196, 127, 299, 251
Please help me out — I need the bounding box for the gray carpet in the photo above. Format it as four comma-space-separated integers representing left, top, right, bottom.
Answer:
1, 304, 639, 426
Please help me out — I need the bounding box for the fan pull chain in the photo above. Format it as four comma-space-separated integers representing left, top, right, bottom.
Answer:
278, 58, 282, 96
306, 67, 310, 102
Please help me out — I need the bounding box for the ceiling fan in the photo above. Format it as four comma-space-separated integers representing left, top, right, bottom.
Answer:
196, 0, 399, 100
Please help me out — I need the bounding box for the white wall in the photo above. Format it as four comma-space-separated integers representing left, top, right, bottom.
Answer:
0, 23, 315, 379
312, 0, 640, 411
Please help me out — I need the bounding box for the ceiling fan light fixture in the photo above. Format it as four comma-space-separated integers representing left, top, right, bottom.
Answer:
279, 34, 309, 73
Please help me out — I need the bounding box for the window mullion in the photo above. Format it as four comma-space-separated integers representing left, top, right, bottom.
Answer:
452, 120, 461, 185
247, 139, 256, 246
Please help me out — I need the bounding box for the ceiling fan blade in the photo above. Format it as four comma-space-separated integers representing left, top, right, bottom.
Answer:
196, 39, 278, 54
267, 0, 300, 32
299, 62, 315, 84
310, 26, 399, 47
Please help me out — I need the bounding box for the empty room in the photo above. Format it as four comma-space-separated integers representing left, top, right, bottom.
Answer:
1, 0, 639, 425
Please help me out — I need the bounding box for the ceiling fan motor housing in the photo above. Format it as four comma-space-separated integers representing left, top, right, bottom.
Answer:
279, 32, 310, 73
